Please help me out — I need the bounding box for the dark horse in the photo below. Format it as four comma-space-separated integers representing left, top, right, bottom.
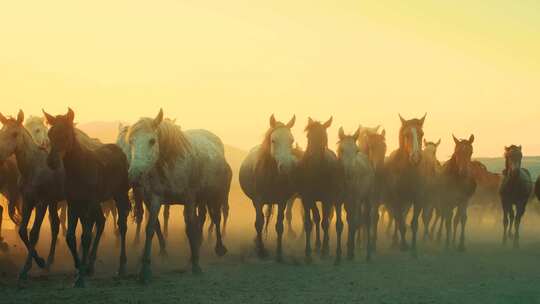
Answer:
297, 117, 343, 263
239, 114, 297, 261
499, 145, 532, 248
536, 176, 540, 202
439, 135, 477, 251
384, 114, 426, 256
0, 156, 21, 251
44, 108, 131, 288
0, 110, 65, 282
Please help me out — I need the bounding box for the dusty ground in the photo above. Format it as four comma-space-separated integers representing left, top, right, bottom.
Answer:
1, 205, 540, 304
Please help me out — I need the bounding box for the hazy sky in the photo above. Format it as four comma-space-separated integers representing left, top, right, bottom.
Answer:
1, 0, 539, 157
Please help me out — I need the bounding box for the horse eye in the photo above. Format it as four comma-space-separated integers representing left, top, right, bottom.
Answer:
149, 138, 156, 146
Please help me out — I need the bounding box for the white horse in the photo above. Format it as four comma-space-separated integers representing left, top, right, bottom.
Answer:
127, 109, 231, 283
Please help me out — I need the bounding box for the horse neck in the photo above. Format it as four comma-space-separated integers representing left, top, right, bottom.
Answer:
14, 129, 43, 177
62, 132, 88, 177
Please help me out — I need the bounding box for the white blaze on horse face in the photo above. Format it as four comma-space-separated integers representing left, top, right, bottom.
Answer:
410, 127, 421, 164
128, 129, 159, 182
270, 127, 296, 174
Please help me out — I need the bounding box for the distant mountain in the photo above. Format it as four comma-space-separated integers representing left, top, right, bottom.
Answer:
475, 156, 540, 179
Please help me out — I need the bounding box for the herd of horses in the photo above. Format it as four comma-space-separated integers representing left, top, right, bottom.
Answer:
0, 108, 539, 287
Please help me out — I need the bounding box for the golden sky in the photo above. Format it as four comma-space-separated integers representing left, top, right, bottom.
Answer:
1, 0, 539, 157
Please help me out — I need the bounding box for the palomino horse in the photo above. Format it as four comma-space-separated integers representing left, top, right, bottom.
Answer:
439, 135, 477, 251
44, 108, 131, 288
297, 117, 343, 263
127, 109, 231, 283
384, 114, 426, 256
337, 127, 374, 261
239, 114, 297, 260
360, 128, 386, 252
0, 110, 66, 281
418, 139, 442, 241
0, 156, 21, 251
499, 145, 533, 248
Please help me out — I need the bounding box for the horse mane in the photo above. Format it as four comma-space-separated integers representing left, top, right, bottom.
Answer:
129, 117, 191, 168
74, 128, 103, 150
503, 145, 521, 176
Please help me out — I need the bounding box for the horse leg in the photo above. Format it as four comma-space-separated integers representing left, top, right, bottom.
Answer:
75, 206, 93, 288
452, 208, 459, 247
334, 202, 344, 265
364, 201, 373, 262
397, 209, 408, 251
46, 202, 60, 271
502, 203, 509, 246
457, 204, 468, 252
139, 199, 161, 284
18, 203, 46, 281
444, 209, 453, 250
275, 202, 286, 262
391, 213, 399, 249
155, 218, 168, 257
313, 204, 322, 253
87, 205, 105, 276
197, 204, 207, 245
59, 203, 67, 236
320, 202, 332, 258
302, 199, 314, 264
410, 203, 421, 257
210, 198, 227, 257
163, 205, 170, 238
513, 204, 525, 249
114, 193, 130, 276
0, 205, 4, 251
285, 198, 296, 239
345, 202, 358, 260
422, 205, 434, 241
133, 189, 144, 246
371, 203, 380, 254
184, 203, 202, 274
65, 204, 81, 275
221, 200, 229, 238
508, 207, 515, 240
253, 201, 267, 258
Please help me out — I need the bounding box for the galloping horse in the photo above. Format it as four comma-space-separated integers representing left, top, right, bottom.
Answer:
239, 114, 297, 260
44, 108, 131, 288
337, 127, 374, 261
499, 145, 532, 248
297, 117, 343, 263
0, 110, 65, 281
127, 109, 231, 283
384, 114, 426, 256
439, 135, 477, 251
418, 139, 442, 241
0, 156, 21, 251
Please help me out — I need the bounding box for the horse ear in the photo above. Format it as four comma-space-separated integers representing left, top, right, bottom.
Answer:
381, 129, 386, 138
469, 134, 475, 144
42, 109, 56, 125
269, 114, 277, 128
374, 125, 381, 133
518, 145, 522, 151
338, 127, 345, 140
453, 134, 459, 145
399, 114, 406, 125
0, 112, 8, 125
353, 128, 360, 141
307, 117, 314, 126
419, 113, 427, 126
504, 146, 509, 151
286, 115, 296, 128
66, 107, 75, 123
16, 110, 24, 125
436, 139, 441, 147
323, 116, 333, 128
153, 108, 164, 129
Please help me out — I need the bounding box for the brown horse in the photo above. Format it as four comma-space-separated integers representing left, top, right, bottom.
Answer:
499, 145, 533, 248
0, 156, 21, 251
44, 108, 131, 288
239, 114, 297, 260
297, 117, 343, 263
469, 160, 502, 218
384, 114, 426, 256
439, 135, 477, 251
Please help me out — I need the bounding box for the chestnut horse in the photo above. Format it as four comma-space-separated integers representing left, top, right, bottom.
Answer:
499, 145, 532, 248
439, 135, 477, 251
297, 117, 343, 263
44, 108, 131, 288
384, 114, 426, 256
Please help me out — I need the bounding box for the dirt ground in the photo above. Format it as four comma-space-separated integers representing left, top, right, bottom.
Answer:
1, 203, 540, 304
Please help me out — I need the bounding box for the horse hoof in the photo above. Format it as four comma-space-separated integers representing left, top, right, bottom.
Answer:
257, 248, 269, 259
35, 257, 46, 269
73, 276, 85, 288
192, 265, 202, 275
159, 249, 169, 259
86, 266, 95, 277
400, 243, 409, 252
138, 267, 152, 284
304, 256, 313, 265
215, 245, 228, 257
18, 272, 29, 282
117, 266, 127, 277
